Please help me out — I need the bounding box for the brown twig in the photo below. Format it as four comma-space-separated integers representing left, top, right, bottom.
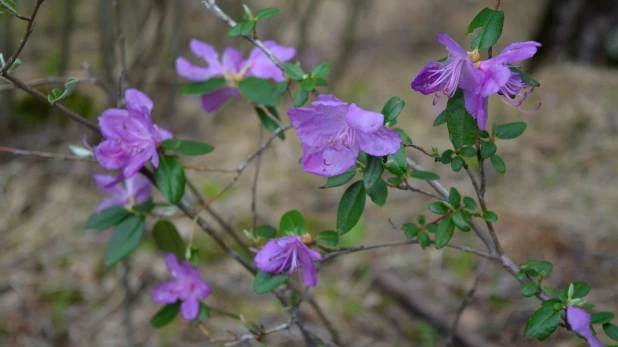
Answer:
0, 0, 45, 74
388, 180, 447, 201
446, 258, 488, 347
251, 125, 264, 236
0, 76, 99, 92
112, 0, 128, 106
403, 142, 436, 159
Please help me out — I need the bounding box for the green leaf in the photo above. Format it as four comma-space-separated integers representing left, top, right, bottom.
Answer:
103, 215, 145, 267
155, 154, 186, 203
403, 223, 418, 239
132, 199, 155, 213
463, 197, 478, 210
238, 77, 279, 106
283, 63, 305, 80
279, 210, 305, 236
451, 156, 464, 172
161, 138, 214, 156
417, 232, 430, 249
300, 77, 316, 91
152, 220, 185, 260
273, 81, 289, 96
466, 8, 505, 50
410, 170, 440, 181
254, 107, 285, 140
321, 168, 356, 188
255, 7, 279, 20
448, 187, 461, 208
445, 89, 478, 148
452, 210, 470, 232
384, 145, 407, 176
381, 96, 406, 124
440, 149, 454, 164
490, 154, 506, 173
228, 21, 255, 37
435, 216, 454, 249
482, 211, 498, 222
336, 181, 366, 235
314, 78, 328, 86
496, 122, 527, 139
459, 146, 476, 157
387, 176, 403, 185
604, 323, 618, 342
85, 206, 129, 230
509, 66, 540, 87
253, 271, 289, 294
524, 305, 561, 341
363, 155, 384, 190
195, 302, 211, 321
570, 282, 591, 299
256, 225, 277, 239
480, 141, 497, 159
434, 110, 447, 126
591, 312, 615, 325
0, 0, 18, 15
294, 88, 309, 107
242, 4, 252, 17
317, 230, 339, 247
311, 62, 331, 78
151, 303, 180, 328
521, 260, 553, 278
429, 201, 449, 215
521, 282, 539, 297
179, 78, 226, 95
366, 178, 388, 207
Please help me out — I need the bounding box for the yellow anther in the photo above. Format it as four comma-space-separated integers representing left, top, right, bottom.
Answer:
467, 50, 481, 64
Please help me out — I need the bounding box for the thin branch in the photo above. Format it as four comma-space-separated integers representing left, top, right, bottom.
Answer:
322, 239, 496, 262
446, 258, 488, 347
0, 0, 45, 74
475, 135, 487, 196
0, 146, 96, 162
112, 0, 129, 105
404, 142, 437, 159
121, 260, 135, 347
0, 76, 99, 92
388, 181, 447, 201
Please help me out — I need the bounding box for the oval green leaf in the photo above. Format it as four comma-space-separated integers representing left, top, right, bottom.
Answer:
155, 154, 186, 203
153, 220, 185, 260
103, 215, 146, 267
336, 181, 366, 235
151, 303, 180, 328
85, 206, 129, 230
253, 271, 290, 295
279, 210, 305, 236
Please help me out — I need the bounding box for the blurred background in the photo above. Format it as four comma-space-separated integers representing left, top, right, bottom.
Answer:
1, 0, 618, 346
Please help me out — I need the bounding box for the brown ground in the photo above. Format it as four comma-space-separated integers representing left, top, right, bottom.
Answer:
1, 0, 617, 346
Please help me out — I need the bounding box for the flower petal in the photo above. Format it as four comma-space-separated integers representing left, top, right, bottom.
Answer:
164, 253, 186, 279
464, 91, 489, 130
125, 89, 153, 114
180, 297, 200, 320
200, 87, 239, 112
254, 239, 287, 273
246, 40, 295, 82
125, 174, 152, 203
121, 146, 155, 179
567, 307, 604, 347
152, 281, 181, 304
358, 126, 401, 156
346, 104, 383, 133
411, 61, 443, 95
95, 140, 128, 170
476, 62, 512, 97
319, 145, 359, 177
298, 250, 318, 287
222, 47, 244, 72
96, 196, 129, 212
437, 33, 467, 58
293, 113, 345, 147
93, 174, 125, 196
490, 41, 541, 65
287, 107, 319, 128
315, 94, 343, 103
98, 108, 130, 139
195, 281, 212, 300
189, 39, 221, 68
176, 57, 219, 81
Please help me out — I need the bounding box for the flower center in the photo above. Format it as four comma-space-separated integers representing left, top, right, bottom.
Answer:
221, 62, 252, 87
467, 49, 481, 67
327, 125, 356, 149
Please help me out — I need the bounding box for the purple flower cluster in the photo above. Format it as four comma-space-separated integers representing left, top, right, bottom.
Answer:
94, 89, 172, 183
567, 306, 604, 347
411, 33, 541, 129
176, 39, 295, 112
254, 236, 322, 287
153, 254, 212, 321
288, 94, 401, 177
93, 174, 151, 212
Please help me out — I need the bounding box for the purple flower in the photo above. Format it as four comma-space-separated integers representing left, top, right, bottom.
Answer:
153, 254, 212, 321
93, 174, 151, 212
411, 33, 541, 129
287, 94, 401, 176
567, 306, 604, 347
95, 89, 172, 182
254, 236, 322, 287
176, 39, 295, 112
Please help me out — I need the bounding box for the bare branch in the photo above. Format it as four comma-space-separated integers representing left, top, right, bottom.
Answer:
0, 0, 45, 74
0, 146, 96, 162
